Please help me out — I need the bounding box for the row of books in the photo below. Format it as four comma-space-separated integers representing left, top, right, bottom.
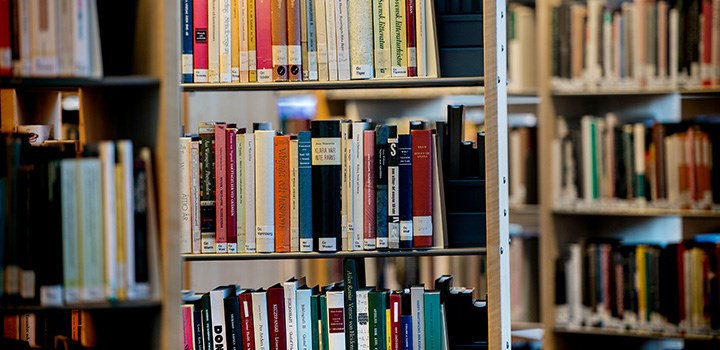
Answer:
179, 119, 443, 254
552, 115, 720, 210
0, 134, 159, 306
0, 0, 103, 78
181, 261, 487, 350
180, 0, 437, 83
551, 0, 720, 91
2, 310, 95, 349
556, 234, 720, 335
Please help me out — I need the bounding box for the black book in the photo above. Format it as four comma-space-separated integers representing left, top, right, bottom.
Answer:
447, 105, 464, 180
387, 127, 400, 250
133, 157, 150, 296
311, 120, 342, 252
224, 292, 243, 350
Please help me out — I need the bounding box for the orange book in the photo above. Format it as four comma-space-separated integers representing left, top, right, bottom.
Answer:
271, 0, 289, 81
274, 135, 291, 252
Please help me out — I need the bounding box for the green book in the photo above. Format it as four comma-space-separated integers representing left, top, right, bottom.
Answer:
423, 291, 442, 350
311, 292, 320, 350
368, 289, 387, 350
320, 294, 329, 350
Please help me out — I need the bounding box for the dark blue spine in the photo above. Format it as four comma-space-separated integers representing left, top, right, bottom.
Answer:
398, 134, 413, 249
401, 314, 413, 350
298, 131, 313, 251
375, 125, 389, 249
181, 0, 194, 83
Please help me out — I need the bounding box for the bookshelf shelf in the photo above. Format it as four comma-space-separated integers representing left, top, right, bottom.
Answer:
0, 76, 160, 89
552, 206, 720, 218
554, 326, 720, 341
181, 77, 485, 91
551, 86, 720, 96
512, 321, 544, 330
0, 300, 163, 313
182, 247, 488, 261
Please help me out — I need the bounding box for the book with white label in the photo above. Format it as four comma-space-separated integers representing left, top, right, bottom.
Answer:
252, 289, 271, 350
255, 130, 276, 252
208, 0, 220, 82
372, 0, 392, 78
348, 0, 374, 79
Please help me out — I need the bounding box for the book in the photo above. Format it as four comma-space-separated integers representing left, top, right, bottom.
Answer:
341, 121, 352, 251
311, 120, 342, 252
225, 292, 243, 350
231, 0, 241, 82
0, 0, 10, 76
298, 131, 313, 252
352, 121, 373, 251
236, 131, 246, 253
410, 285, 424, 350
210, 286, 234, 350
182, 0, 194, 82
199, 122, 217, 253
253, 289, 271, 350
390, 0, 407, 77
290, 136, 299, 252
180, 137, 192, 254
325, 0, 338, 80
406, 0, 417, 77
256, 130, 276, 252
99, 142, 117, 299
389, 291, 402, 350
368, 289, 387, 350
239, 290, 257, 350
202, 293, 213, 350
387, 127, 400, 249
239, 0, 250, 82
348, 0, 374, 79
240, 131, 257, 252
78, 158, 105, 302
326, 289, 346, 349
219, 0, 232, 82
227, 126, 238, 253
284, 277, 306, 350
315, 0, 329, 81
415, 0, 426, 77
423, 290, 441, 350
398, 134, 413, 249
267, 283, 288, 350
117, 140, 136, 299
344, 258, 366, 350
209, 0, 220, 82
373, 0, 392, 77
182, 304, 195, 350
375, 125, 390, 249
411, 129, 433, 247
215, 123, 228, 253
305, 0, 318, 80
275, 135, 291, 253
272, 0, 289, 81
248, 0, 258, 81
59, 159, 79, 304
356, 288, 372, 350
363, 129, 377, 250
288, 0, 303, 81
29, 0, 58, 76
296, 284, 317, 350
334, 0, 351, 80
256, 0, 274, 82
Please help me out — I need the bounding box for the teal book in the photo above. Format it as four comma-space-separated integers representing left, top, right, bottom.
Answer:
368, 289, 387, 350
311, 292, 320, 350
298, 131, 313, 252
320, 294, 329, 350
423, 291, 442, 350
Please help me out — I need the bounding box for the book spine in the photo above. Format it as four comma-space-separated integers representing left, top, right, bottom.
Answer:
284, 281, 299, 350
192, 308, 203, 350
215, 123, 228, 253
391, 0, 407, 77
415, 0, 426, 77
225, 296, 243, 350
411, 130, 432, 248
182, 305, 194, 350
99, 142, 117, 300
363, 130, 376, 250
344, 123, 354, 251
200, 132, 216, 254
351, 123, 368, 251
244, 133, 257, 252
326, 290, 346, 350
180, 138, 193, 253
301, 0, 309, 80
400, 315, 412, 350
306, 0, 318, 80
348, 0, 374, 79
410, 286, 424, 350
240, 0, 250, 82
315, 0, 329, 81
220, 0, 232, 82
19, 0, 32, 75
275, 135, 291, 253
117, 141, 136, 299
325, 0, 338, 80
713, 0, 720, 85
248, 0, 258, 81
191, 140, 202, 253
237, 133, 246, 253
373, 0, 392, 77
240, 292, 257, 350
210, 290, 229, 350
256, 0, 274, 82
389, 293, 401, 350
297, 289, 313, 350
256, 130, 276, 252
344, 259, 361, 350
311, 120, 342, 252
29, 0, 58, 76
272, 0, 289, 81
398, 134, 413, 249
227, 128, 238, 253
253, 291, 271, 350
298, 131, 314, 252
368, 290, 386, 350
311, 294, 320, 350
232, 0, 241, 82
290, 138, 299, 252
405, 0, 416, 77
633, 123, 646, 200
182, 0, 194, 82
194, 0, 209, 82
209, 0, 220, 82
79, 159, 104, 302
356, 290, 370, 350
288, 0, 303, 81
60, 161, 79, 304
388, 134, 400, 250
702, 0, 713, 85
202, 294, 213, 350
320, 294, 330, 350
0, 0, 10, 76
335, 0, 351, 80
423, 292, 441, 350
375, 126, 389, 249
267, 287, 287, 350
341, 122, 351, 250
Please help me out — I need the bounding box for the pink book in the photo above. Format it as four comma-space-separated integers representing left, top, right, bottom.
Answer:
182, 305, 194, 350
226, 126, 238, 253
215, 123, 228, 253
363, 130, 376, 250
193, 0, 209, 82
256, 0, 274, 82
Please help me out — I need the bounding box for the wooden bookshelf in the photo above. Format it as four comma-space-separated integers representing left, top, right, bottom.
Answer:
552, 206, 720, 218
182, 247, 488, 261
181, 77, 485, 91
0, 76, 160, 89
0, 300, 163, 312
554, 326, 719, 341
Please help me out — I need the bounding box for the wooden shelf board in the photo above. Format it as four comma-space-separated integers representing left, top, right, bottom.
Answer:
181, 77, 485, 91
0, 300, 162, 312
553, 206, 720, 218
552, 86, 720, 96
182, 247, 487, 261
554, 326, 719, 341
0, 76, 160, 89
512, 321, 544, 330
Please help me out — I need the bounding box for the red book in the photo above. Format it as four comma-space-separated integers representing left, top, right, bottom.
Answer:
0, 0, 11, 76
274, 135, 291, 252
182, 305, 194, 350
363, 130, 376, 250
406, 0, 417, 77
267, 284, 288, 350
676, 244, 686, 324
192, 0, 209, 82
215, 123, 228, 253
239, 291, 256, 350
271, 0, 289, 81
227, 126, 238, 253
686, 129, 696, 205
389, 292, 402, 350
701, 0, 713, 86
256, 0, 274, 82
411, 129, 433, 247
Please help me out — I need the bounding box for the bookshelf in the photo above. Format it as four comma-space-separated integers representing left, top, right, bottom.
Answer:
533, 0, 720, 348
176, 0, 510, 349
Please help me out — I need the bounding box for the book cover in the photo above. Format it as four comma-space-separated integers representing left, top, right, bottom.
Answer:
182, 0, 194, 82
298, 131, 314, 252
256, 0, 274, 82
290, 136, 299, 251
410, 285, 424, 350
311, 120, 342, 252
248, 0, 258, 81
405, 0, 417, 77
390, 0, 407, 77
227, 126, 238, 253
411, 129, 432, 247
284, 277, 305, 350
253, 289, 271, 350
334, 0, 351, 80
389, 291, 402, 350
215, 123, 228, 253
314, 0, 329, 80
325, 0, 338, 80
344, 258, 366, 350
211, 286, 234, 350
256, 130, 276, 252
326, 290, 346, 349
398, 134, 413, 249
368, 289, 387, 350
288, 0, 303, 81
387, 127, 400, 249
242, 131, 257, 252
182, 304, 195, 350
271, 0, 289, 81
267, 283, 288, 350
239, 290, 257, 350
363, 130, 376, 250
306, 0, 319, 80
375, 125, 390, 249
193, 0, 209, 82
275, 135, 291, 253
356, 288, 371, 350
225, 293, 243, 350
199, 123, 217, 253
348, 0, 374, 79
352, 122, 372, 251
373, 0, 392, 77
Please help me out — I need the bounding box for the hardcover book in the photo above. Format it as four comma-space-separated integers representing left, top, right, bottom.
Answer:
387, 127, 400, 249
193, 0, 209, 82
215, 123, 228, 253
348, 0, 374, 79
311, 120, 342, 252
298, 131, 313, 252
373, 0, 392, 77
288, 0, 303, 81
199, 123, 217, 253
256, 130, 276, 252
182, 0, 194, 82
411, 129, 433, 247
375, 125, 390, 249
267, 283, 287, 350
275, 135, 292, 253
256, 0, 274, 82
398, 134, 413, 249
227, 126, 238, 253
271, 0, 289, 81
363, 130, 376, 250
352, 122, 373, 251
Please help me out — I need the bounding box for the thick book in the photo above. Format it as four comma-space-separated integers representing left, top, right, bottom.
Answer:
352, 122, 373, 251
411, 129, 433, 247
275, 135, 292, 253
334, 0, 351, 80
344, 258, 366, 350
199, 122, 217, 253
227, 126, 238, 253
182, 304, 195, 350
255, 130, 276, 252
326, 289, 346, 349
390, 0, 407, 77
209, 0, 220, 82
298, 131, 314, 252
0, 0, 10, 76
256, 0, 274, 82
296, 285, 318, 350
410, 285, 424, 350
288, 0, 302, 81
99, 142, 118, 299
225, 292, 243, 350
373, 0, 392, 77
368, 289, 387, 350
387, 127, 400, 249
239, 290, 256, 350
389, 291, 402, 350
210, 286, 234, 350
182, 0, 194, 82
284, 277, 306, 350
78, 159, 105, 302
252, 289, 271, 350
311, 120, 342, 252
348, 0, 374, 79
267, 283, 287, 350
271, 0, 289, 81
219, 0, 232, 82
363, 130, 376, 250
423, 291, 441, 350
29, 0, 59, 75
215, 123, 228, 253
375, 125, 390, 249
398, 134, 413, 249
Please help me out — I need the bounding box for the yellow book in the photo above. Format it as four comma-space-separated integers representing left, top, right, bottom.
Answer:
386, 308, 391, 348
115, 165, 127, 301
390, 0, 407, 77
635, 245, 646, 323
248, 0, 257, 82
231, 0, 240, 82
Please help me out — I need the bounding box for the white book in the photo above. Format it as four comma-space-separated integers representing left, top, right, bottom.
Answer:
29, 0, 59, 76
117, 140, 137, 300
78, 159, 104, 302
314, 0, 329, 81
585, 0, 603, 81
284, 277, 305, 350
326, 290, 346, 350
296, 287, 313, 350
372, 0, 391, 78
209, 0, 220, 82
344, 124, 355, 250
61, 160, 80, 304
568, 243, 583, 324
356, 288, 371, 350
340, 122, 350, 250
180, 137, 193, 254
325, 0, 338, 80
240, 0, 250, 82
306, 0, 319, 80
72, 0, 90, 76
430, 135, 444, 249
255, 130, 275, 253
191, 140, 202, 253
99, 142, 118, 300
410, 285, 425, 350
237, 133, 246, 252
580, 116, 594, 202
243, 133, 257, 252
351, 122, 369, 251
290, 138, 300, 252
57, 0, 75, 76
669, 9, 679, 86
210, 287, 232, 350
220, 0, 232, 82
334, 0, 351, 80
347, 0, 373, 79
253, 290, 271, 350
415, 0, 427, 77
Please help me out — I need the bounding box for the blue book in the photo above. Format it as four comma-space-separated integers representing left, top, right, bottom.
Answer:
375, 125, 389, 249
401, 315, 413, 350
387, 127, 400, 249
298, 131, 313, 251
398, 134, 413, 249
181, 0, 194, 83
